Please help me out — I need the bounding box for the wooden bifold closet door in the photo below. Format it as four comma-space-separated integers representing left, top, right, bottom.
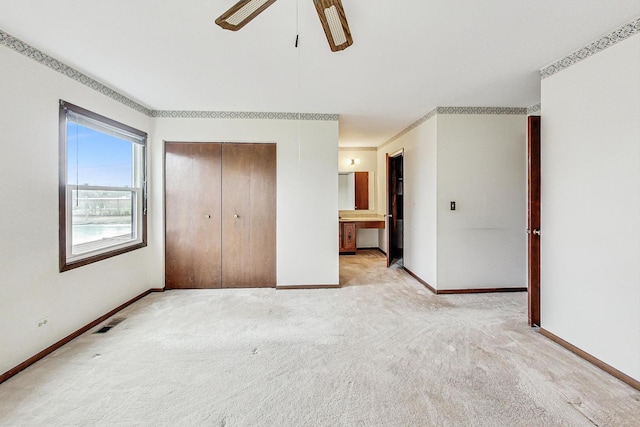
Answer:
165, 143, 222, 289
165, 142, 276, 289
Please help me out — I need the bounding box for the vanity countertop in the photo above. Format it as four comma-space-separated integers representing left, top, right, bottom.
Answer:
339, 215, 385, 230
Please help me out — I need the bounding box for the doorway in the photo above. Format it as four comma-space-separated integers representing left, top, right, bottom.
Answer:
387, 151, 404, 267
527, 116, 541, 326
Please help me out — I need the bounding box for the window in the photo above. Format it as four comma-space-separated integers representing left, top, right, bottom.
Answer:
59, 100, 147, 271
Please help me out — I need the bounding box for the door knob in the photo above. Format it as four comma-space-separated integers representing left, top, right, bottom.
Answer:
532, 229, 541, 236
234, 214, 239, 219
205, 215, 211, 219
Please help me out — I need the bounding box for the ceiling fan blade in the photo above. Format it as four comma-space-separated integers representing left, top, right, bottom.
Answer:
313, 0, 353, 52
216, 0, 278, 31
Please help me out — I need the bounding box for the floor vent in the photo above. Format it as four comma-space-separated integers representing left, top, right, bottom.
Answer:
94, 317, 126, 334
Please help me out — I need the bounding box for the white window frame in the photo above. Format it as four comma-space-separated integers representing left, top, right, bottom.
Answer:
59, 100, 147, 271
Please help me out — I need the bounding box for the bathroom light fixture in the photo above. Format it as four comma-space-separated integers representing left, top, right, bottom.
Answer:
314, 0, 353, 52
215, 0, 278, 31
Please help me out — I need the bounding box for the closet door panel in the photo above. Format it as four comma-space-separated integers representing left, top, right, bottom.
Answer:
165, 142, 222, 289
221, 143, 276, 288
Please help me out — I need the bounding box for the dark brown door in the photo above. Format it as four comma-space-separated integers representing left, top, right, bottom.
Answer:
386, 154, 394, 266
386, 153, 403, 267
354, 171, 369, 210
221, 143, 277, 288
527, 116, 541, 326
165, 142, 222, 289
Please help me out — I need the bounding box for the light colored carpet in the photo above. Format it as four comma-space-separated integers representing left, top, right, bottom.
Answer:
1, 250, 639, 426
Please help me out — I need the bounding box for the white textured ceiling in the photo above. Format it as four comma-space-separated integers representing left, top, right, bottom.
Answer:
1, 1, 639, 146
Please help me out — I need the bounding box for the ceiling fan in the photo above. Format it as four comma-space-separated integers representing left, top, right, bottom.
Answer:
215, 0, 353, 52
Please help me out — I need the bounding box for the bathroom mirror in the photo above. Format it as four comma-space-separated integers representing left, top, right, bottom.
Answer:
338, 171, 375, 211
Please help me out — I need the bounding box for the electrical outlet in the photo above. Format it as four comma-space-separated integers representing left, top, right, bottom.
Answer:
37, 318, 49, 328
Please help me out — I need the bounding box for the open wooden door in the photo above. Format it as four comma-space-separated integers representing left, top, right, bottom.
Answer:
386, 152, 403, 267
527, 116, 541, 326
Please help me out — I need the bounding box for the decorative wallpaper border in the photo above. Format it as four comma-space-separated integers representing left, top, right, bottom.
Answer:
380, 106, 527, 148
0, 29, 337, 122
150, 110, 338, 121
0, 29, 153, 116
541, 16, 640, 79
436, 106, 527, 115
527, 103, 541, 115
338, 147, 377, 152
379, 108, 438, 149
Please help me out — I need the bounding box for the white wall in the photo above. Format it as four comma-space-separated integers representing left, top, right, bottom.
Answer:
377, 112, 527, 291
0, 47, 158, 375
338, 149, 377, 173
338, 149, 378, 211
0, 42, 340, 377
437, 114, 527, 290
541, 33, 640, 381
378, 117, 439, 286
151, 118, 339, 287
